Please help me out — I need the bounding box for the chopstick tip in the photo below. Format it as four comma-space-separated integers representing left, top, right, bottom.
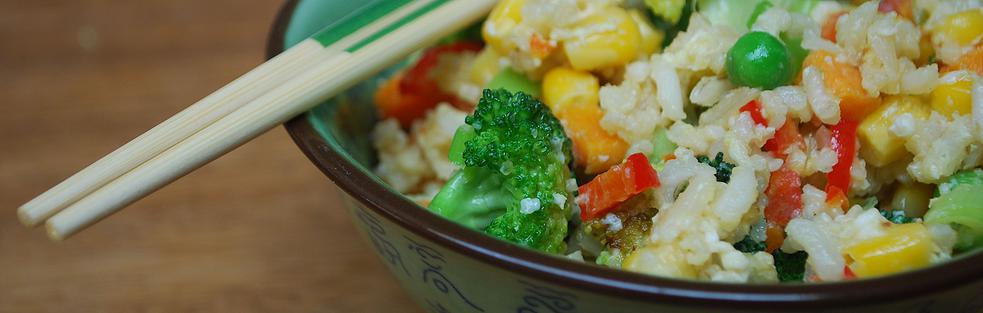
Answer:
17, 205, 39, 227
44, 221, 67, 242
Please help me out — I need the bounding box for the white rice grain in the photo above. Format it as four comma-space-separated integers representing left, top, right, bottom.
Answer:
785, 218, 845, 282
602, 213, 623, 232
520, 198, 542, 214
803, 66, 841, 124
650, 55, 686, 121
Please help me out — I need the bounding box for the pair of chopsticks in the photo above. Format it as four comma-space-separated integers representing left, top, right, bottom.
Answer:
18, 0, 497, 240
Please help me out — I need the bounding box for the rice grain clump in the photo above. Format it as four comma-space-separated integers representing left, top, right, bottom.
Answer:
761, 86, 810, 127
624, 154, 775, 282
412, 104, 468, 180
902, 112, 977, 183
784, 203, 952, 282
750, 7, 793, 37
599, 61, 664, 144
372, 119, 433, 194
483, 0, 624, 75
663, 14, 739, 75
373, 103, 467, 205
803, 66, 841, 124
370, 0, 983, 284
690, 76, 734, 107
853, 5, 935, 96
923, 2, 983, 64
783, 127, 838, 177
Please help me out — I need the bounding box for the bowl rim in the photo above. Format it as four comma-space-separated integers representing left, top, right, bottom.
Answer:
271, 0, 983, 309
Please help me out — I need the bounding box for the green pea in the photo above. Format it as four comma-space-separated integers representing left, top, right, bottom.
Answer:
726, 31, 793, 90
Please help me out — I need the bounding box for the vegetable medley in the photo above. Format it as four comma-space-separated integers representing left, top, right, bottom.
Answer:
369, 0, 983, 283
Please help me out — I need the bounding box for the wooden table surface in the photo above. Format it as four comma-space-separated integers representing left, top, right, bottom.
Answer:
0, 1, 423, 312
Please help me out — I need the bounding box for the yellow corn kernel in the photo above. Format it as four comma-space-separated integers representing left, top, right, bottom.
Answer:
941, 9, 983, 46
562, 7, 641, 71
845, 223, 934, 278
858, 96, 930, 167
482, 0, 525, 55
469, 47, 503, 87
542, 67, 600, 111
629, 9, 664, 58
931, 72, 973, 117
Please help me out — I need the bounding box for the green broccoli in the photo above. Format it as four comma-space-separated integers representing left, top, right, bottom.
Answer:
773, 250, 808, 282
731, 234, 807, 282
428, 89, 574, 254
697, 152, 735, 183
733, 235, 766, 253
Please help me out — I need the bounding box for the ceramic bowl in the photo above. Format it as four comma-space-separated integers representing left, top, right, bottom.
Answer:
268, 1, 983, 312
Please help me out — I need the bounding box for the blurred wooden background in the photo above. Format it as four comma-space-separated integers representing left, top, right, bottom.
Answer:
0, 0, 422, 312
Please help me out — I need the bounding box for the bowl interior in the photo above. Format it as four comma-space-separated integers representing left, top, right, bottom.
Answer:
276, 0, 983, 309
283, 1, 420, 191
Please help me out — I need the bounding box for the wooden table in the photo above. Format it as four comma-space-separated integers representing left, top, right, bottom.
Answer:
0, 1, 422, 311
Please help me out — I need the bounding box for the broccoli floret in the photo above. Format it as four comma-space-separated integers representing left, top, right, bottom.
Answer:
428, 89, 574, 254
773, 250, 808, 282
428, 167, 508, 229
732, 235, 807, 282
697, 152, 735, 183
733, 235, 766, 253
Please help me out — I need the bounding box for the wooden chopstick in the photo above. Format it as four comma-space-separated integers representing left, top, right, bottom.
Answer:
35, 0, 497, 240
17, 0, 427, 227
16, 40, 327, 227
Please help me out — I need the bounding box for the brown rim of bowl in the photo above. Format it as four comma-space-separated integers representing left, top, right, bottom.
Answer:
270, 0, 983, 309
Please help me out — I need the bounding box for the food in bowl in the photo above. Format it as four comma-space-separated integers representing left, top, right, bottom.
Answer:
365, 0, 983, 284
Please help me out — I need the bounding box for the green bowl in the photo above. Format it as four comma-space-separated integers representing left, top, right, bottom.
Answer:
268, 1, 983, 312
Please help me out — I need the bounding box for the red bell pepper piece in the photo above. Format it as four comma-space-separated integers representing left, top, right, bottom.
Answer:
400, 41, 483, 96
824, 119, 858, 202
825, 185, 849, 210
765, 161, 803, 228
577, 153, 660, 221
375, 42, 483, 127
739, 99, 768, 126
762, 118, 805, 248
843, 265, 858, 280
